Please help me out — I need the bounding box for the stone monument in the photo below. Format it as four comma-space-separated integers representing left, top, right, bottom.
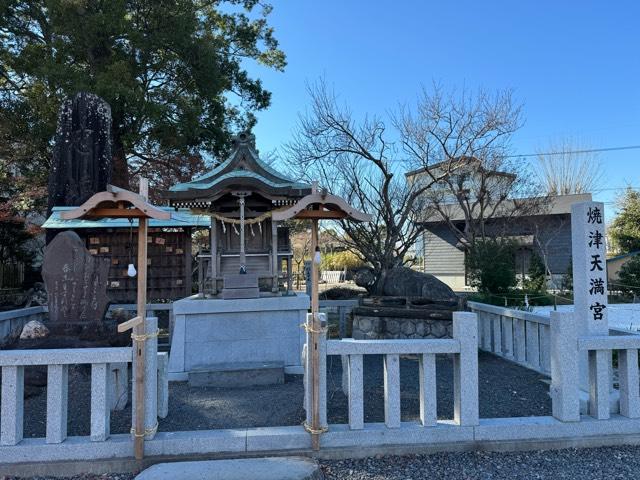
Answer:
47, 92, 112, 242
42, 231, 110, 329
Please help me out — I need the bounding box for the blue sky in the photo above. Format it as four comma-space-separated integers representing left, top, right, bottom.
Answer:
246, 1, 640, 219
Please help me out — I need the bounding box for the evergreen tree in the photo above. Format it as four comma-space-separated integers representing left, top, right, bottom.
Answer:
0, 0, 286, 201
610, 188, 640, 254
617, 256, 640, 297
524, 252, 546, 292
466, 239, 517, 293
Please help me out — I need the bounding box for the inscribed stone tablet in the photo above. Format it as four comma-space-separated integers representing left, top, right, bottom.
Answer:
43, 231, 110, 326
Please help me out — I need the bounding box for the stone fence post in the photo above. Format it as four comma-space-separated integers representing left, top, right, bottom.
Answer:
132, 316, 158, 439
550, 311, 580, 422
453, 311, 479, 426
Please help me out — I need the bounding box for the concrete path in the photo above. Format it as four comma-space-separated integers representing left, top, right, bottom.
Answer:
135, 457, 322, 480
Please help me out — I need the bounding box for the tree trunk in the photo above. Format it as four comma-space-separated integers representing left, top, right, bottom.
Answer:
372, 267, 388, 296
111, 133, 129, 189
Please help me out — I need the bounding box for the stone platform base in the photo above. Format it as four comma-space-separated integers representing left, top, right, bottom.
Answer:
168, 294, 310, 381
352, 315, 453, 340
135, 457, 321, 480
188, 362, 284, 388
351, 300, 456, 340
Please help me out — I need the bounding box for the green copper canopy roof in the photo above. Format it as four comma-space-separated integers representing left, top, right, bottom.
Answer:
166, 133, 310, 206
43, 207, 210, 229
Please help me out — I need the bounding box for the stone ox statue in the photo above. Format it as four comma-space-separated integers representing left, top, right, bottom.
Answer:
354, 266, 458, 305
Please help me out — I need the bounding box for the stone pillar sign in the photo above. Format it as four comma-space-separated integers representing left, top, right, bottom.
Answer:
571, 201, 608, 335
571, 201, 608, 393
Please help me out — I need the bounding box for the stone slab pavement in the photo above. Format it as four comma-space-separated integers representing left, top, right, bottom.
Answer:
135, 457, 321, 480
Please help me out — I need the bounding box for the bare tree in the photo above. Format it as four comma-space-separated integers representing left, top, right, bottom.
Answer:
400, 85, 543, 248
285, 81, 528, 294
284, 81, 449, 294
535, 139, 604, 195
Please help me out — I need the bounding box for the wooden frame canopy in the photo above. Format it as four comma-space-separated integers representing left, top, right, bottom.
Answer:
275, 183, 371, 451
61, 185, 170, 221
272, 190, 372, 222
58, 181, 159, 461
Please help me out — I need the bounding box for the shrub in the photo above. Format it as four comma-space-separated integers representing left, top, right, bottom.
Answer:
466, 238, 517, 293
321, 250, 364, 271
561, 259, 573, 293
617, 255, 640, 297
523, 252, 546, 293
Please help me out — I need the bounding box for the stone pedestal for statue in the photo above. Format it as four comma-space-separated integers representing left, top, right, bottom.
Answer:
42, 231, 110, 332
168, 294, 310, 383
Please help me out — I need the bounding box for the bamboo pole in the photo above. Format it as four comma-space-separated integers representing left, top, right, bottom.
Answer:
310, 218, 320, 450
133, 178, 149, 460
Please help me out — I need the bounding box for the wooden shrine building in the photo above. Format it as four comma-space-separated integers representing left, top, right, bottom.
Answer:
43, 206, 210, 302
165, 132, 311, 295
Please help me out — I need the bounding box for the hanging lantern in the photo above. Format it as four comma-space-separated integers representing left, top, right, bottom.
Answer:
127, 263, 137, 277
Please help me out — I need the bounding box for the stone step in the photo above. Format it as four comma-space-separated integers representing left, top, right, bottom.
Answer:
188, 361, 285, 388
135, 457, 322, 480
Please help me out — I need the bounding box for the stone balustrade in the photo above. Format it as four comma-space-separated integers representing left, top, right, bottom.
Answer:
578, 331, 640, 420
5, 307, 640, 466
318, 299, 359, 338
468, 301, 551, 374
323, 312, 479, 431
550, 311, 640, 423
0, 306, 48, 347
0, 347, 132, 446
109, 303, 173, 348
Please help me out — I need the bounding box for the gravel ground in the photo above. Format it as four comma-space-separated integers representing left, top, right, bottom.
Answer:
8, 445, 640, 479
321, 446, 640, 479
16, 351, 549, 438
4, 475, 134, 480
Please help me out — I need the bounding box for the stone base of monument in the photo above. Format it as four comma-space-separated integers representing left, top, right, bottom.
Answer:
135, 457, 322, 480
351, 297, 457, 340
188, 361, 284, 388
168, 294, 310, 382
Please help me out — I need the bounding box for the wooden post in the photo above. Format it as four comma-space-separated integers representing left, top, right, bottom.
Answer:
133, 178, 149, 460
184, 228, 192, 297
210, 217, 217, 295
310, 218, 320, 450
272, 220, 279, 292
239, 197, 246, 272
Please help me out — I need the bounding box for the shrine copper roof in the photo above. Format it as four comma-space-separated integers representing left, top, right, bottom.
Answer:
166, 133, 311, 207
44, 207, 210, 229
